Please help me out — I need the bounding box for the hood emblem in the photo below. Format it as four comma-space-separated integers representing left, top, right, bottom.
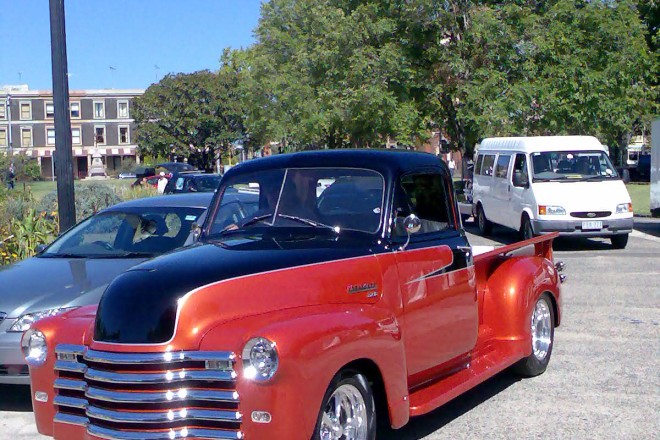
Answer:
587, 212, 596, 218
347, 283, 377, 295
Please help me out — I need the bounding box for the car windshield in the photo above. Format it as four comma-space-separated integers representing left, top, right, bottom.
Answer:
531, 150, 619, 181
209, 167, 384, 236
192, 175, 221, 192
41, 206, 205, 258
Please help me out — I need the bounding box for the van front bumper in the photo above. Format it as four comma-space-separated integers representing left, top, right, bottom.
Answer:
531, 217, 633, 236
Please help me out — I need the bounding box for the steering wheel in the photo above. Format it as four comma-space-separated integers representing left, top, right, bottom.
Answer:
92, 241, 115, 251
215, 200, 249, 231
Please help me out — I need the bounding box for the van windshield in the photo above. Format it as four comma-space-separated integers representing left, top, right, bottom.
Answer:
531, 151, 619, 182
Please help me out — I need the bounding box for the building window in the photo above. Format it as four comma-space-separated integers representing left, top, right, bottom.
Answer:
93, 101, 105, 119
117, 100, 129, 118
47, 127, 56, 145
118, 126, 130, 144
0, 103, 6, 120
70, 102, 81, 119
72, 127, 81, 145
0, 128, 7, 147
21, 127, 33, 147
45, 102, 55, 119
94, 126, 106, 145
20, 102, 32, 120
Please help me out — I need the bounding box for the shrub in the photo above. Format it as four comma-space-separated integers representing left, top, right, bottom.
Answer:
39, 183, 122, 222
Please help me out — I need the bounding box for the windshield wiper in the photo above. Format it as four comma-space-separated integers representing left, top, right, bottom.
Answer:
39, 253, 87, 259
102, 252, 157, 258
239, 214, 274, 228
277, 214, 340, 233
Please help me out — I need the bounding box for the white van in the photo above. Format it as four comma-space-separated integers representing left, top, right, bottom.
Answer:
472, 136, 633, 248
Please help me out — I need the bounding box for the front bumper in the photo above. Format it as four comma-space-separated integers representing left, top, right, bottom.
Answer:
0, 323, 30, 385
532, 217, 634, 237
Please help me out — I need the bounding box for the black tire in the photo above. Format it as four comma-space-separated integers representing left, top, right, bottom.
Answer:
520, 214, 535, 241
311, 371, 377, 440
611, 234, 629, 249
476, 204, 492, 235
513, 293, 555, 377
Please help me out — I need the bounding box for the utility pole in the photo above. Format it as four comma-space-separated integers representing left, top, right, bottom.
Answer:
49, 0, 76, 230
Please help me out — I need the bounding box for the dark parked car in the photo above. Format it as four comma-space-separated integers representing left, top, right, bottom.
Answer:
156, 162, 197, 173
0, 193, 213, 384
164, 173, 222, 194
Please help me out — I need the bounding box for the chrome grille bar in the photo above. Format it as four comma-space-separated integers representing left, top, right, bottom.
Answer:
86, 387, 239, 404
85, 367, 236, 384
54, 360, 87, 373
84, 349, 235, 367
54, 395, 88, 409
88, 425, 244, 440
87, 405, 242, 424
54, 412, 89, 427
54, 378, 87, 392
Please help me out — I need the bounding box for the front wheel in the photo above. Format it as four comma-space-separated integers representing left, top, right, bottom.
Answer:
312, 372, 376, 440
476, 205, 492, 235
513, 293, 555, 377
610, 234, 629, 249
520, 215, 535, 241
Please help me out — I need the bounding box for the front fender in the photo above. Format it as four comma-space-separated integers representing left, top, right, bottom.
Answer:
199, 303, 409, 440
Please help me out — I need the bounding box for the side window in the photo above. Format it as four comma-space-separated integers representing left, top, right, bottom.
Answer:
393, 173, 454, 239
494, 154, 511, 179
513, 154, 528, 177
474, 154, 484, 175
480, 154, 496, 176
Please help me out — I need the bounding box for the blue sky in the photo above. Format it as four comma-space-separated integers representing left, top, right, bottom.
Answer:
0, 0, 262, 90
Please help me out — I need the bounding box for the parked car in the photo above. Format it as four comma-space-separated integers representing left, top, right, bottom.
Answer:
164, 172, 222, 194
156, 162, 197, 173
131, 173, 171, 189
471, 136, 633, 248
0, 193, 213, 385
24, 150, 562, 440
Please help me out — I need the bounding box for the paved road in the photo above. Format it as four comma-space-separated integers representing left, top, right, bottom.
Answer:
1, 220, 659, 439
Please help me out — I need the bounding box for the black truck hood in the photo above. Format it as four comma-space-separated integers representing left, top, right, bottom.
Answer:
95, 232, 380, 344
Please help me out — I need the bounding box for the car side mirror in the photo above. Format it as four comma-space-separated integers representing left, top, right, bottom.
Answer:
399, 214, 421, 251
513, 170, 529, 188
35, 244, 48, 254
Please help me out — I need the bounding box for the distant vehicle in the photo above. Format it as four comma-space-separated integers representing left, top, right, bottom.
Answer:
156, 162, 198, 173
131, 173, 171, 189
0, 193, 213, 385
164, 173, 222, 194
472, 136, 633, 248
117, 172, 137, 179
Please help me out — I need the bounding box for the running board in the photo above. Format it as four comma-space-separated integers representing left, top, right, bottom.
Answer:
408, 340, 523, 416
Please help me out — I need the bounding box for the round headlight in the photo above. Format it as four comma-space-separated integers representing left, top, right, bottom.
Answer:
242, 337, 279, 382
21, 329, 48, 367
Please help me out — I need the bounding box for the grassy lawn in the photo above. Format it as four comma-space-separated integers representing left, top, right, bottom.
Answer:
626, 183, 650, 217
16, 179, 134, 201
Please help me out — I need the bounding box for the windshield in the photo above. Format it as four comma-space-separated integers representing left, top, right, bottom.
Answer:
209, 168, 385, 236
531, 150, 619, 181
192, 175, 221, 192
42, 207, 205, 258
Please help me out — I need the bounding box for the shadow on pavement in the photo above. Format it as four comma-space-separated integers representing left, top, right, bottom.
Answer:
380, 370, 521, 439
0, 384, 33, 412
634, 218, 660, 238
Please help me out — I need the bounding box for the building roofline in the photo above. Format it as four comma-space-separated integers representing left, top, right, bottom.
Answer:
0, 88, 144, 97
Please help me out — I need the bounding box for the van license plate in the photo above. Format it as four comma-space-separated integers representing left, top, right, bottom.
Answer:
582, 221, 603, 230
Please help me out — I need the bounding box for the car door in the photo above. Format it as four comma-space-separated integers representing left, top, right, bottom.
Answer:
491, 153, 512, 225
392, 170, 478, 387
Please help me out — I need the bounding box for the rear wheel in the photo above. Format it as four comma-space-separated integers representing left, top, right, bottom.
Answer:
312, 372, 376, 440
477, 204, 492, 235
520, 214, 535, 241
513, 293, 555, 377
610, 234, 629, 249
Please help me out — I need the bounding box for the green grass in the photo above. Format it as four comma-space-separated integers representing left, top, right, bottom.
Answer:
16, 179, 133, 201
626, 183, 650, 217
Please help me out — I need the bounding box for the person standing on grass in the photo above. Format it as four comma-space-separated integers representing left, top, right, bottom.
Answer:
6, 164, 15, 190
448, 157, 456, 178
157, 172, 168, 194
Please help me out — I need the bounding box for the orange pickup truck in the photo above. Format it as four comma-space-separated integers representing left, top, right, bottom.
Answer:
23, 150, 563, 440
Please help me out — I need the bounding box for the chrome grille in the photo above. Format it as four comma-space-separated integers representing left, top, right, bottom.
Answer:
570, 211, 612, 218
53, 344, 242, 440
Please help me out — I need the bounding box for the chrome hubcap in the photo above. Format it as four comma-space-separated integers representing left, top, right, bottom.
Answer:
531, 298, 552, 361
319, 384, 368, 440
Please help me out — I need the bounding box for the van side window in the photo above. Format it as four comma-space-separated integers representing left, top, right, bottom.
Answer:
513, 154, 528, 178
475, 154, 484, 175
480, 154, 496, 176
495, 155, 511, 178
392, 173, 454, 238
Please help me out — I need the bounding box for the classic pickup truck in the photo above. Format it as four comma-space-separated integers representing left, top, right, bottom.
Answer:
23, 150, 563, 440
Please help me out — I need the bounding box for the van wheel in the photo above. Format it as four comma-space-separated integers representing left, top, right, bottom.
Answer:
611, 234, 628, 249
312, 371, 376, 440
513, 293, 555, 377
477, 205, 492, 235
520, 215, 535, 241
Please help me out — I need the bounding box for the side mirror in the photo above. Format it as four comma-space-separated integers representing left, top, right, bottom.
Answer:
35, 244, 48, 254
513, 170, 529, 188
191, 223, 202, 242
399, 214, 421, 251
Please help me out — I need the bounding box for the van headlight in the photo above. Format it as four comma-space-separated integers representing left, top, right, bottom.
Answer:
9, 307, 78, 332
538, 205, 566, 216
21, 329, 48, 366
242, 337, 279, 382
616, 203, 633, 214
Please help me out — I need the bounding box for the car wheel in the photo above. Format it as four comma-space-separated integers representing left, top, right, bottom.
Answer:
610, 234, 629, 249
520, 214, 535, 241
311, 372, 376, 440
513, 293, 555, 377
477, 204, 492, 235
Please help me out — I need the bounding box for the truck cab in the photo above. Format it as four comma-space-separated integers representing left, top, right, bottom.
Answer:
23, 150, 562, 440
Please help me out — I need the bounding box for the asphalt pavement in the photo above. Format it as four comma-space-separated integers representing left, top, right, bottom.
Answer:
1, 219, 659, 440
